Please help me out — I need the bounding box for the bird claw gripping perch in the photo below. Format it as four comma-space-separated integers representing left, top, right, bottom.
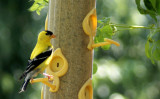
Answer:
30, 75, 56, 91
82, 8, 120, 50
30, 74, 60, 99
30, 48, 68, 95
43, 73, 54, 81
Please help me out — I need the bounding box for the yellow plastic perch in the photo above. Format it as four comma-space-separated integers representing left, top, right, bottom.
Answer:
82, 8, 97, 50
78, 78, 93, 99
30, 74, 56, 91
82, 8, 120, 50
92, 38, 120, 48
46, 48, 68, 92
40, 74, 59, 99
47, 48, 68, 77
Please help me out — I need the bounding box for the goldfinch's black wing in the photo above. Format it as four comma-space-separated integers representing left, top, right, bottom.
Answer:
26, 49, 52, 71
19, 49, 52, 80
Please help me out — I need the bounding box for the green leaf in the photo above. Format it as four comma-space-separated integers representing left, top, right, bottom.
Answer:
29, 0, 49, 15
146, 29, 160, 63
36, 10, 40, 15
148, 0, 160, 15
97, 20, 103, 24
148, 29, 160, 42
153, 47, 160, 60
144, 0, 156, 12
102, 17, 110, 25
95, 29, 103, 43
153, 40, 160, 60
95, 18, 115, 50
149, 0, 156, 10
145, 41, 150, 58
36, 5, 45, 15
93, 62, 98, 74
100, 25, 113, 50
100, 25, 113, 37
101, 45, 111, 50
156, 0, 160, 15
135, 0, 145, 14
29, 3, 39, 11
135, 0, 140, 6
135, 0, 157, 21
145, 40, 155, 63
148, 43, 153, 58
155, 40, 160, 48
35, 0, 43, 4
44, 0, 49, 3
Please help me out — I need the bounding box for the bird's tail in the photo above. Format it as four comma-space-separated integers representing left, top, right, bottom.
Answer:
19, 78, 30, 93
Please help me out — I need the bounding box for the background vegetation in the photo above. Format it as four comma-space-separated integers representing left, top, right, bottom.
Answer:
0, 0, 160, 99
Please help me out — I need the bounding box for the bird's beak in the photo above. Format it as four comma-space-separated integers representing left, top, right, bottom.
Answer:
51, 34, 56, 38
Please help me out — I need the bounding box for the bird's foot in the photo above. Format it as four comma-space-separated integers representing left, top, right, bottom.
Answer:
43, 73, 53, 81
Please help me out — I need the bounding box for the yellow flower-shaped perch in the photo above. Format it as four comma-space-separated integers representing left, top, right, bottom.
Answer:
83, 8, 120, 50
30, 74, 56, 91
46, 48, 68, 92
78, 78, 93, 99
92, 38, 120, 48
82, 8, 97, 50
46, 48, 68, 77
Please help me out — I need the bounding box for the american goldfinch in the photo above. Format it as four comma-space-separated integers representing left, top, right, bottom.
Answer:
19, 30, 56, 93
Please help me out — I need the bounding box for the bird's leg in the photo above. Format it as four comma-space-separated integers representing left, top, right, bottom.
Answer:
43, 73, 53, 81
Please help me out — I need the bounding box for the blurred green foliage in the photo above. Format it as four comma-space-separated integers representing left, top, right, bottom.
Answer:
94, 0, 160, 99
94, 18, 115, 50
135, 0, 160, 21
135, 0, 160, 64
0, 0, 47, 99
29, 0, 48, 15
0, 0, 160, 99
93, 62, 98, 75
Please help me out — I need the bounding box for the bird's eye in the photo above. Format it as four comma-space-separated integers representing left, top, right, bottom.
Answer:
45, 31, 53, 35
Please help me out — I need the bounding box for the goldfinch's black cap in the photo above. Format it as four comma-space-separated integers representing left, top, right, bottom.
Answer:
45, 30, 53, 35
